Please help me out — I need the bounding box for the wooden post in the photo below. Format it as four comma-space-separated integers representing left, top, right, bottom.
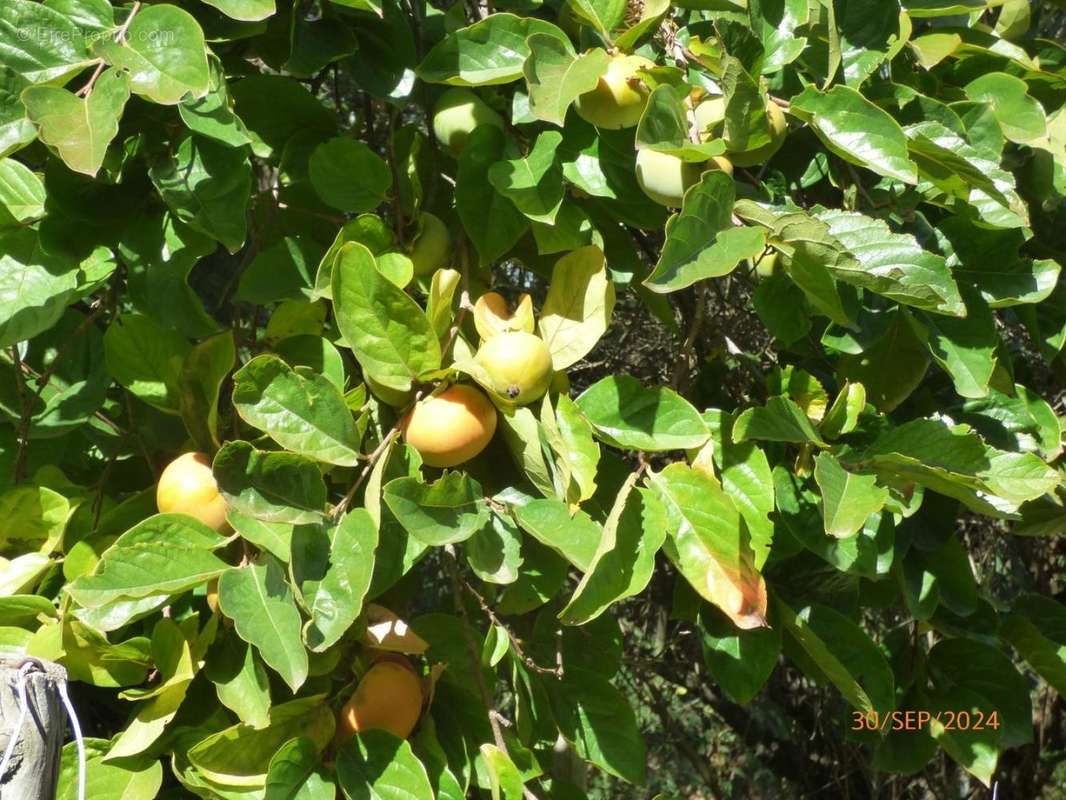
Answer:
0, 657, 67, 800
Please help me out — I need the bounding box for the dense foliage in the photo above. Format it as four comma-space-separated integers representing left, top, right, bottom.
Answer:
1, 0, 1066, 797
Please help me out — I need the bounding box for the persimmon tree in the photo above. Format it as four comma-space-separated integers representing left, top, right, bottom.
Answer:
1, 0, 1066, 798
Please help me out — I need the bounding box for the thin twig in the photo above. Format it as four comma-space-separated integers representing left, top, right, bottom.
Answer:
10, 347, 33, 485
33, 300, 106, 390
331, 426, 402, 519
670, 282, 709, 391
456, 569, 562, 677
443, 547, 543, 800
441, 239, 474, 357
76, 2, 141, 97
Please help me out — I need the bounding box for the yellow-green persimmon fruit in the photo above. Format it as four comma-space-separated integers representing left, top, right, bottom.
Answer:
693, 95, 726, 141
574, 54, 655, 130
635, 149, 733, 208
402, 385, 497, 467
409, 212, 450, 276
432, 88, 505, 156
729, 100, 787, 167
754, 250, 786, 280
475, 331, 553, 405
156, 452, 229, 532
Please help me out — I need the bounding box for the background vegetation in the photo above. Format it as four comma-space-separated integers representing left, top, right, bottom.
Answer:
2, 0, 1066, 799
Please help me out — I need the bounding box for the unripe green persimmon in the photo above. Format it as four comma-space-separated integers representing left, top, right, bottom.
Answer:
693, 95, 726, 141
729, 100, 787, 167
475, 331, 553, 405
754, 250, 786, 280
432, 88, 504, 156
635, 149, 733, 208
409, 212, 450, 277
574, 54, 655, 130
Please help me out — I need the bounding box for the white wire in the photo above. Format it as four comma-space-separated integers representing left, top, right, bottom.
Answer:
57, 679, 86, 800
0, 661, 85, 800
0, 662, 35, 794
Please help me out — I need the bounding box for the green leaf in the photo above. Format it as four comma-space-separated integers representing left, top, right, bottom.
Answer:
231, 74, 336, 159
0, 230, 80, 347
901, 0, 989, 16
699, 605, 781, 704
265, 737, 335, 800
218, 557, 309, 692
965, 72, 1047, 144
336, 730, 435, 800
721, 56, 773, 155
214, 441, 327, 525
0, 68, 36, 158
813, 208, 964, 317
733, 396, 827, 447
200, 0, 277, 22
822, 382, 866, 439
561, 478, 667, 624
22, 68, 130, 177
705, 410, 775, 569
95, 4, 210, 105
644, 172, 767, 293
299, 509, 377, 652
777, 599, 895, 716
922, 291, 998, 400
523, 35, 609, 127
837, 307, 930, 413
790, 85, 917, 184
481, 744, 525, 800
577, 375, 709, 451
636, 85, 728, 161
67, 514, 228, 608
384, 472, 490, 546
813, 452, 888, 538
928, 638, 1031, 747
466, 511, 523, 585
178, 329, 236, 452
418, 13, 568, 86
566, 0, 626, 38
836, 0, 906, 87
103, 313, 190, 414
537, 245, 615, 370
0, 0, 93, 83
309, 138, 391, 214
0, 157, 45, 223
553, 394, 600, 504
648, 463, 767, 629
189, 696, 334, 787
488, 131, 565, 224
228, 510, 293, 564
331, 243, 441, 393
55, 740, 162, 800
456, 125, 529, 264
513, 498, 603, 572
1001, 594, 1066, 697
205, 631, 272, 729
149, 134, 251, 253
864, 418, 1060, 515
179, 58, 253, 148
0, 594, 56, 626
232, 354, 363, 466
547, 666, 646, 785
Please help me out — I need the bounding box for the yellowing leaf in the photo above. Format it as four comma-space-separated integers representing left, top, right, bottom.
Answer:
537, 246, 614, 370
474, 291, 535, 340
